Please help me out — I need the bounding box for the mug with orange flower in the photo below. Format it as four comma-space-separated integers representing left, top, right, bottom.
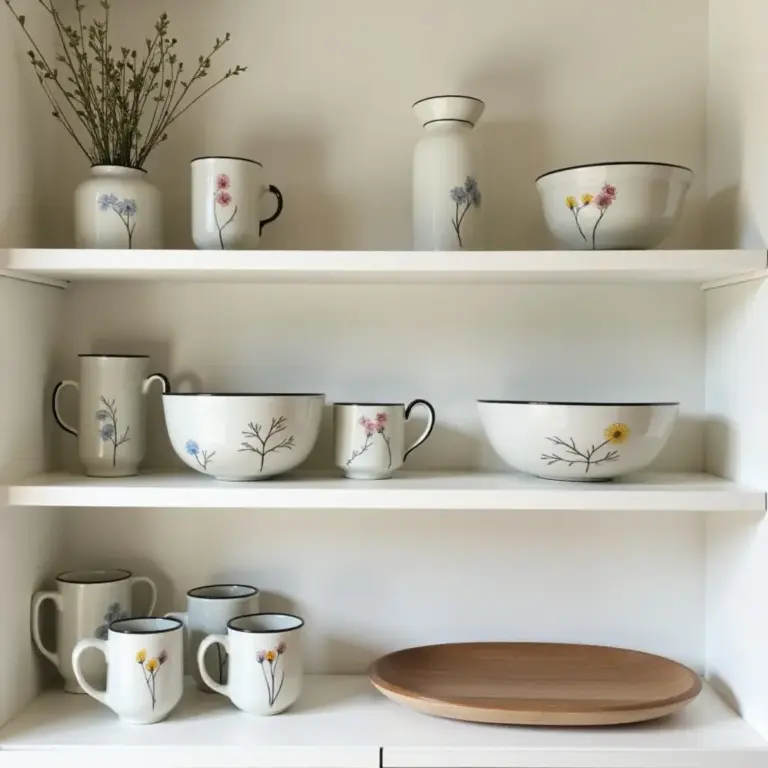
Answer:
190, 156, 283, 250
197, 612, 304, 716
72, 617, 183, 724
334, 400, 436, 480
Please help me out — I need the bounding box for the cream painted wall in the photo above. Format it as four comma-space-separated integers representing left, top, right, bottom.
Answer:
36, 0, 710, 250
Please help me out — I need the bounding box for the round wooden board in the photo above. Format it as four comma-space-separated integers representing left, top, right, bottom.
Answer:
369, 642, 702, 726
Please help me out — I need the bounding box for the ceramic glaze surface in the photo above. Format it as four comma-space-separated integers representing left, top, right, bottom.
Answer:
536, 163, 694, 250
477, 402, 679, 481
197, 613, 303, 716
32, 570, 157, 694
163, 394, 324, 481
165, 584, 260, 691
74, 166, 162, 249
73, 617, 183, 724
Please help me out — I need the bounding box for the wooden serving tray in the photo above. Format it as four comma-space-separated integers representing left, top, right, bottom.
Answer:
369, 642, 702, 726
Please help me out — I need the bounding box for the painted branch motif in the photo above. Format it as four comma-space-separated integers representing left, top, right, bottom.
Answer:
213, 173, 238, 249
135, 648, 167, 711
94, 601, 128, 640
565, 184, 617, 249
98, 194, 138, 248
185, 439, 216, 470
96, 396, 130, 467
256, 641, 286, 707
449, 176, 481, 248
541, 422, 630, 474
347, 413, 391, 468
238, 416, 296, 471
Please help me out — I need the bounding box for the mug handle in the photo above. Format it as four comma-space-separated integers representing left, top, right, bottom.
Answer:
130, 576, 158, 615
72, 638, 109, 705
52, 380, 79, 436
143, 373, 171, 395
31, 590, 63, 668
197, 634, 230, 696
259, 184, 284, 234
403, 399, 436, 462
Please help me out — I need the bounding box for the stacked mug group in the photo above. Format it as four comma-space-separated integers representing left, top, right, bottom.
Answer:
33, 569, 303, 724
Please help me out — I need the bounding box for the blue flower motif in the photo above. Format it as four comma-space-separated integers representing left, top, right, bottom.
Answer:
95, 409, 110, 421
99, 422, 115, 441
121, 198, 137, 216
98, 193, 118, 212
465, 177, 478, 198
450, 186, 468, 204
473, 189, 482, 208
185, 439, 200, 456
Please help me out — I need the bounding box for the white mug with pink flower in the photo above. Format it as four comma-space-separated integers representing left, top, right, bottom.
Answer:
333, 399, 436, 480
191, 156, 284, 249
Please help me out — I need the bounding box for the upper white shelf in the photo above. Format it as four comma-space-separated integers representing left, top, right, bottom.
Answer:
0, 676, 765, 768
6, 471, 765, 512
1, 249, 766, 288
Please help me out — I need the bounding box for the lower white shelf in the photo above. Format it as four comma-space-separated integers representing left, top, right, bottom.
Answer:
0, 676, 765, 768
5, 471, 765, 512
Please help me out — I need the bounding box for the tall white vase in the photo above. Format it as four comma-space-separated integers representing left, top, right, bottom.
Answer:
75, 165, 162, 249
412, 95, 485, 251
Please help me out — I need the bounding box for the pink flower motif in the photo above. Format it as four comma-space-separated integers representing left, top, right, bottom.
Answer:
256, 650, 266, 664
215, 190, 233, 207
276, 641, 287, 655
376, 413, 388, 425
603, 184, 617, 198
359, 417, 377, 436
595, 184, 617, 209
216, 174, 231, 191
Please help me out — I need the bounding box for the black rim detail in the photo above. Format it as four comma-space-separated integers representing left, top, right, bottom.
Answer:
423, 118, 474, 128
412, 95, 484, 107
78, 354, 149, 358
535, 161, 694, 183
334, 402, 404, 407
147, 372, 171, 394
227, 612, 305, 634
57, 569, 131, 584
403, 398, 436, 462
163, 392, 325, 397
191, 156, 263, 167
188, 584, 260, 600
91, 164, 147, 173
477, 400, 680, 406
110, 617, 183, 635
260, 184, 284, 234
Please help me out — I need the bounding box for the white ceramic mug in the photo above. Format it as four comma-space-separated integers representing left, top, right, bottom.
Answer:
73, 617, 183, 724
191, 156, 284, 249
32, 569, 158, 693
197, 613, 303, 716
165, 583, 260, 692
334, 400, 436, 480
52, 354, 170, 477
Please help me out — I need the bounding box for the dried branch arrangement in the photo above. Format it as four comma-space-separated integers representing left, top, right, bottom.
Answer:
5, 0, 247, 168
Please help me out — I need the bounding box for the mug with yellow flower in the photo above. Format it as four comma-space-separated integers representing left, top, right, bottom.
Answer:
72, 617, 183, 724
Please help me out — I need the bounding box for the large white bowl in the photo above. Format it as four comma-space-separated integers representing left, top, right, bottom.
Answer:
477, 401, 679, 481
163, 394, 325, 481
535, 162, 694, 250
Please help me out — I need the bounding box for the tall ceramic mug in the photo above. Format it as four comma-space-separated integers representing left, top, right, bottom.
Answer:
73, 617, 183, 724
52, 354, 170, 477
165, 583, 260, 692
191, 156, 284, 250
32, 569, 158, 693
197, 613, 303, 716
334, 399, 436, 480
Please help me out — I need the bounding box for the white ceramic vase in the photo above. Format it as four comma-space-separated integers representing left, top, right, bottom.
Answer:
75, 165, 162, 249
412, 95, 485, 251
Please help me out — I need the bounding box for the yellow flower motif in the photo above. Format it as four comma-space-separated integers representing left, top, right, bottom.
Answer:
136, 649, 147, 664
581, 193, 594, 205
604, 423, 630, 444
565, 195, 577, 210
145, 658, 159, 673
265, 650, 277, 662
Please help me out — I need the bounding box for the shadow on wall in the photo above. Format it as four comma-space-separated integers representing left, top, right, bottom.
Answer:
703, 185, 768, 250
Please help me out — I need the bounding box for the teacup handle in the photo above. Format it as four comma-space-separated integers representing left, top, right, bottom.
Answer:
403, 399, 436, 462
259, 185, 284, 234
130, 576, 158, 615
31, 590, 63, 668
143, 373, 171, 395
197, 634, 230, 696
72, 637, 109, 706
52, 380, 79, 436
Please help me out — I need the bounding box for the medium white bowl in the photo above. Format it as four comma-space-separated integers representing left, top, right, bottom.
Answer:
535, 162, 694, 250
163, 394, 325, 481
477, 401, 679, 481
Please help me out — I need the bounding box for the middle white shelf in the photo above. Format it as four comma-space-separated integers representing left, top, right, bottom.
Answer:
6, 471, 764, 511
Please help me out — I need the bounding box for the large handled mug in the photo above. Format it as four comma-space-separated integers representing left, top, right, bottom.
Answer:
32, 569, 157, 693
52, 354, 170, 477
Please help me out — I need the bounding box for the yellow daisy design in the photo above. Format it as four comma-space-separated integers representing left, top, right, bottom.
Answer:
604, 423, 630, 444
565, 195, 577, 210
265, 650, 277, 662
581, 193, 594, 205
145, 658, 159, 673
136, 649, 147, 664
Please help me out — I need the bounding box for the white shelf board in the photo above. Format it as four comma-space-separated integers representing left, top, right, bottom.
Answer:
0, 676, 765, 768
5, 471, 765, 512
1, 249, 766, 286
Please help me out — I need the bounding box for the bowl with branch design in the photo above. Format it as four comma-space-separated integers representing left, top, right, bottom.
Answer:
477, 401, 679, 481
535, 162, 694, 250
162, 394, 324, 481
